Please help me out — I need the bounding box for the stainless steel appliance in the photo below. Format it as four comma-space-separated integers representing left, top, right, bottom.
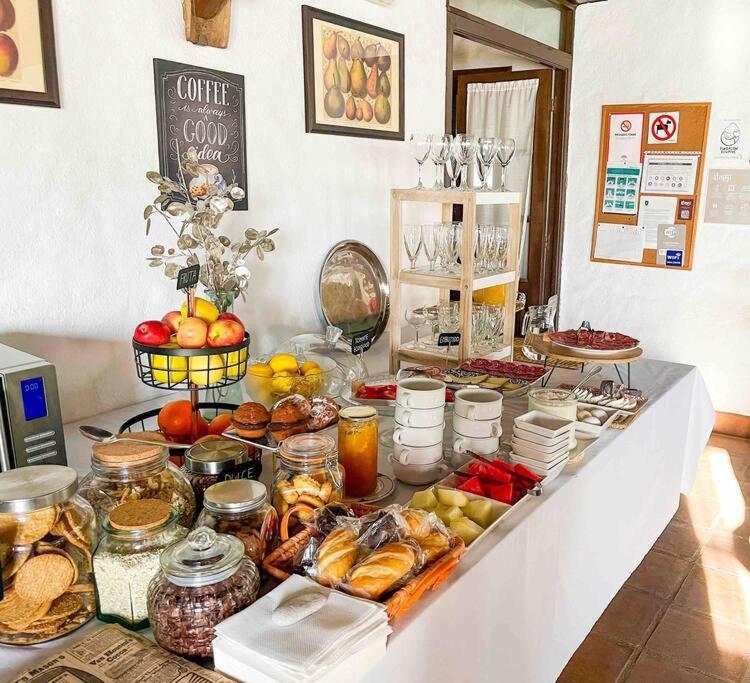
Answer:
0, 343, 66, 470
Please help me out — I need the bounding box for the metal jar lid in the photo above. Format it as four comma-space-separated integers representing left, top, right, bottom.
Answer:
204, 479, 267, 514
0, 465, 79, 513
185, 440, 248, 475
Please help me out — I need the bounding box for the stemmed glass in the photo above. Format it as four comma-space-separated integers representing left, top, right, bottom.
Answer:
453, 135, 477, 190
403, 224, 423, 271
444, 222, 462, 273
405, 308, 427, 349
474, 224, 491, 274
410, 134, 432, 190
421, 224, 439, 271
430, 135, 452, 190
496, 138, 516, 191
495, 225, 509, 269
437, 302, 460, 361
445, 154, 460, 190
476, 137, 498, 191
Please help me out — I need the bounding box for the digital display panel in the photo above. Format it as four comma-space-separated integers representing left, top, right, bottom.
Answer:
21, 377, 47, 421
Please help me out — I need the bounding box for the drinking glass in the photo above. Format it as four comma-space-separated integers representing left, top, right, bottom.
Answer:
446, 221, 462, 273
430, 135, 452, 190
403, 224, 423, 270
420, 305, 439, 346
496, 138, 516, 191
437, 302, 460, 334
453, 134, 477, 190
410, 134, 432, 190
421, 224, 439, 271
476, 137, 498, 191
471, 303, 488, 354
405, 308, 427, 349
446, 154, 460, 190
495, 225, 509, 269
475, 224, 492, 273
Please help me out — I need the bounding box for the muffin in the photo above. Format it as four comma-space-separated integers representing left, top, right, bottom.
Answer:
231, 402, 271, 439
269, 395, 311, 442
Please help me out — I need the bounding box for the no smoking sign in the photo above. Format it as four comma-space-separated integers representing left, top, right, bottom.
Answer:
648, 111, 680, 144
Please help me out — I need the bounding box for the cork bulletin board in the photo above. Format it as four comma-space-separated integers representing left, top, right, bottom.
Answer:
591, 102, 711, 270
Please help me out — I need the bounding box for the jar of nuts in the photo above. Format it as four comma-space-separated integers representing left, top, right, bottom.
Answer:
271, 433, 344, 534
79, 438, 196, 531
147, 526, 260, 660
195, 480, 277, 567
0, 465, 97, 645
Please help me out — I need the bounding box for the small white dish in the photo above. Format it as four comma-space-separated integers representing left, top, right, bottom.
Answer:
510, 426, 570, 448
510, 438, 570, 463
514, 411, 574, 439
453, 413, 502, 439
510, 449, 569, 470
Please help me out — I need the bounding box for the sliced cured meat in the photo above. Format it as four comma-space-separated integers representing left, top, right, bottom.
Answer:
550, 329, 639, 351
458, 359, 547, 382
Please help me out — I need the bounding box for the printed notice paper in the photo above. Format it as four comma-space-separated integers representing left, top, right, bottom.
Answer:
608, 113, 644, 165
641, 153, 699, 195
638, 195, 677, 249
656, 223, 686, 266
594, 224, 646, 262
603, 164, 641, 215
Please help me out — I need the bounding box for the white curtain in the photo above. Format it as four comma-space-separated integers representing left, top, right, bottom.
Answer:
466, 79, 538, 278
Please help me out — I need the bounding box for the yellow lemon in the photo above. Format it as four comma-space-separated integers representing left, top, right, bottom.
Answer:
226, 348, 249, 378
300, 360, 321, 375
188, 354, 226, 386
248, 362, 274, 378
180, 297, 220, 324
150, 344, 188, 385
271, 371, 295, 394
268, 353, 299, 374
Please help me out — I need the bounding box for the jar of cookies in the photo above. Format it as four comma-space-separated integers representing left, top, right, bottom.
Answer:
195, 480, 277, 567
147, 526, 260, 659
271, 433, 344, 531
93, 499, 188, 631
79, 438, 196, 530
0, 465, 97, 645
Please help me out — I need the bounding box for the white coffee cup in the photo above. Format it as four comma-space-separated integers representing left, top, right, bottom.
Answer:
453, 413, 502, 439
393, 441, 443, 465
452, 431, 500, 456
454, 388, 503, 420
393, 423, 444, 448
394, 403, 445, 428
396, 378, 446, 409
389, 455, 446, 486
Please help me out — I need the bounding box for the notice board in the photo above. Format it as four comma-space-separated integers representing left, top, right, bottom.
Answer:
591, 102, 711, 270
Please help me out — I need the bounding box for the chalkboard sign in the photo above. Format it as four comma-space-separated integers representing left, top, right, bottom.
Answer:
176, 264, 201, 290
437, 332, 461, 348
153, 59, 248, 211
351, 331, 372, 355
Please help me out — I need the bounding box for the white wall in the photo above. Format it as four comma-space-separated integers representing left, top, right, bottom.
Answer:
0, 0, 446, 422
561, 0, 750, 416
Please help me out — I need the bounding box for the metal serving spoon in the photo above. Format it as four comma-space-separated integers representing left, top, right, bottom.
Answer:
79, 425, 194, 449
563, 365, 603, 400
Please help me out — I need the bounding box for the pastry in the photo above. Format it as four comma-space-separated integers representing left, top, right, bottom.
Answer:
346, 542, 416, 600
306, 396, 340, 432
315, 527, 359, 587
419, 530, 450, 563
401, 508, 432, 541
231, 402, 271, 439
269, 395, 311, 442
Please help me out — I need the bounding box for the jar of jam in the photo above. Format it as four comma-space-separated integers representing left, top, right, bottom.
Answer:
338, 406, 378, 498
147, 527, 260, 659
195, 479, 277, 567
182, 440, 262, 512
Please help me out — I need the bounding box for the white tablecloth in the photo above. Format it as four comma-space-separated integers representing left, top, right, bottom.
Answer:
2, 359, 713, 683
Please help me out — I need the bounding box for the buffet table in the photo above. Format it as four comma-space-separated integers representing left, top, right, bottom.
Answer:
3, 358, 713, 683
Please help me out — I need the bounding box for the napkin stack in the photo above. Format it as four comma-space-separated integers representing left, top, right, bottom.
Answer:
213, 574, 391, 683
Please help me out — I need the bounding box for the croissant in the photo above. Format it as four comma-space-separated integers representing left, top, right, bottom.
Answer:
346, 542, 416, 600
401, 508, 432, 541
315, 526, 359, 587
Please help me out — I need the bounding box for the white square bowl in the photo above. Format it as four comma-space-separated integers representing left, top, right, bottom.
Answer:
510, 437, 570, 463
511, 426, 570, 448
514, 411, 575, 440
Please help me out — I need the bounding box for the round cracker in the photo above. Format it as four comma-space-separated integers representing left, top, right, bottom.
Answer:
0, 592, 51, 630
0, 507, 57, 545
2, 546, 31, 583
14, 554, 75, 603
22, 615, 68, 634
36, 546, 79, 584
35, 593, 81, 623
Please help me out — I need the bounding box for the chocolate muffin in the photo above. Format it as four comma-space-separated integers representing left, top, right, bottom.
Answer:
269, 395, 311, 442
231, 402, 271, 439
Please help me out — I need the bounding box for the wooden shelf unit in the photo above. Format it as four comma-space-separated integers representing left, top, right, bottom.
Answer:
389, 188, 522, 373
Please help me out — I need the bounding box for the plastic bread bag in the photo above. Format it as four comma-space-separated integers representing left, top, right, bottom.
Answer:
306, 517, 364, 589
356, 505, 412, 550
303, 502, 359, 536
292, 536, 321, 576
398, 507, 452, 565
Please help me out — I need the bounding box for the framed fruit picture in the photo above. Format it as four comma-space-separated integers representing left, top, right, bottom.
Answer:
302, 5, 404, 140
0, 0, 59, 107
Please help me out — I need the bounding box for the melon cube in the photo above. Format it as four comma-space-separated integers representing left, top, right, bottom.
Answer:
436, 488, 469, 508
450, 517, 484, 545
435, 504, 463, 524
409, 489, 438, 511
463, 499, 494, 528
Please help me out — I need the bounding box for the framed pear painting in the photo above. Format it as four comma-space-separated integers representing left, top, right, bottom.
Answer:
302, 6, 404, 140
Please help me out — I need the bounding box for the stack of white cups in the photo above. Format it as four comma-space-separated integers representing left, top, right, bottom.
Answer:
389, 378, 447, 485
452, 388, 503, 456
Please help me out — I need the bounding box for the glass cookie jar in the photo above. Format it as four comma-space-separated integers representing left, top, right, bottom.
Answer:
79, 439, 196, 531
195, 480, 277, 567
147, 527, 260, 659
93, 499, 187, 631
0, 465, 97, 645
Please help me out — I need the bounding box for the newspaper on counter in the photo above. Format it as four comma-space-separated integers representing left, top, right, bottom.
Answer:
9, 624, 236, 683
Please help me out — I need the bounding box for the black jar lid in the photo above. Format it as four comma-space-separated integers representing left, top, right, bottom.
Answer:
185, 441, 247, 475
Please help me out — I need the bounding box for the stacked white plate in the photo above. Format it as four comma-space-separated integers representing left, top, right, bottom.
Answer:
510, 411, 574, 475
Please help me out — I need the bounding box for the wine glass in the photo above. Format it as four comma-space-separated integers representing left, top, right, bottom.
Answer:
410, 134, 432, 190
445, 154, 460, 190
476, 137, 498, 192
430, 135, 452, 190
453, 135, 477, 190
421, 224, 439, 271
496, 138, 516, 191
405, 308, 427, 349
446, 221, 462, 273
495, 225, 509, 269
437, 302, 460, 362
403, 224, 423, 271
475, 224, 491, 274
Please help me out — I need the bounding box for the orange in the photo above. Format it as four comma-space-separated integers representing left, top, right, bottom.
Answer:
157, 400, 208, 441
208, 413, 233, 435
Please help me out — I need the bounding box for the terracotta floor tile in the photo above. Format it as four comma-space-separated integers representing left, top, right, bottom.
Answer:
627, 653, 728, 682
593, 586, 666, 646
675, 565, 750, 627
654, 519, 712, 560
557, 633, 633, 683
700, 531, 750, 576
627, 550, 692, 599
645, 606, 750, 681
708, 434, 750, 459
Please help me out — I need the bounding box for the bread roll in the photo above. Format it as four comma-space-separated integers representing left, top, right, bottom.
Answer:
419, 530, 449, 563
401, 508, 432, 541
346, 542, 416, 600
315, 526, 359, 587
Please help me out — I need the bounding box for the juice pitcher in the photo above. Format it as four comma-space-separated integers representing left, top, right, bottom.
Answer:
521, 304, 556, 361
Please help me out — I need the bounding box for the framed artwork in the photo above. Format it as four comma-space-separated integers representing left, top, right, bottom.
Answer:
0, 0, 59, 107
302, 5, 404, 140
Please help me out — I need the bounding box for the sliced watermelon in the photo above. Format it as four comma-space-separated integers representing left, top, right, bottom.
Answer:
511, 488, 525, 504
458, 476, 485, 496
487, 483, 514, 504
513, 463, 543, 483
489, 459, 516, 474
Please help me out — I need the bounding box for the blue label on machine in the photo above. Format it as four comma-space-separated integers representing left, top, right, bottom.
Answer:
21, 376, 47, 421
665, 250, 684, 267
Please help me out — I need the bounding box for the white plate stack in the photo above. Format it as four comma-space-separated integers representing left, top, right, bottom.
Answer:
510, 410, 574, 478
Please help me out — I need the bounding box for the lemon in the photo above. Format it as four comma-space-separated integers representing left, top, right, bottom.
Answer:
188, 354, 226, 386
150, 344, 188, 384
180, 297, 220, 324
226, 348, 249, 378
248, 362, 274, 378
300, 360, 321, 375
271, 371, 295, 394
269, 353, 299, 374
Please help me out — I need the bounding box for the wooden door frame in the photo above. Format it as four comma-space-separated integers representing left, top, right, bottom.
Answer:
446, 6, 574, 304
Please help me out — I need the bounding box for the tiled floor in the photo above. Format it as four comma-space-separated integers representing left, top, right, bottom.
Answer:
558, 433, 750, 682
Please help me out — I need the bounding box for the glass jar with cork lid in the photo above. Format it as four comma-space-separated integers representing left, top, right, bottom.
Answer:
79, 438, 196, 531
92, 499, 188, 630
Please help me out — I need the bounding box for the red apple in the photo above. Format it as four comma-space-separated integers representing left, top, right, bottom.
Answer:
176, 317, 208, 349
218, 312, 243, 325
161, 310, 182, 334
206, 319, 245, 347
133, 320, 172, 346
